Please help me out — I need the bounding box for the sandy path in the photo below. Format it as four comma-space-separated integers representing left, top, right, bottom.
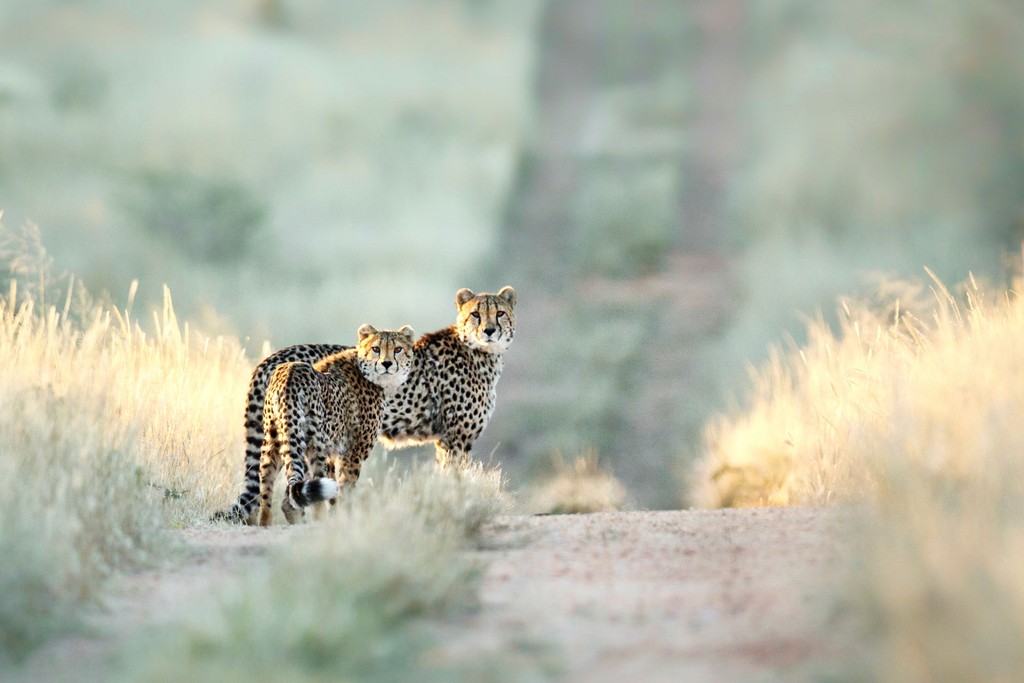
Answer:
465, 507, 853, 682
14, 508, 853, 682
12, 527, 294, 683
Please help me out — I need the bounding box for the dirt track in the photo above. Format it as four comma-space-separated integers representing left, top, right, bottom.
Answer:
15, 507, 853, 682
467, 508, 853, 682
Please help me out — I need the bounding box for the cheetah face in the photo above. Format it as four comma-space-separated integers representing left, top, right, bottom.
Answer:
455, 286, 516, 354
356, 324, 415, 388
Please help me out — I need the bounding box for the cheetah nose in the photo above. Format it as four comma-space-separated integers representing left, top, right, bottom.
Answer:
382, 360, 393, 370
483, 326, 496, 336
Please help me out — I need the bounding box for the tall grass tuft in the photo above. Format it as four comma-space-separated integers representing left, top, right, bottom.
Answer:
691, 263, 1024, 680
125, 459, 515, 682
692, 269, 1024, 507
0, 221, 253, 661
0, 281, 164, 660
524, 449, 628, 514
692, 297, 896, 507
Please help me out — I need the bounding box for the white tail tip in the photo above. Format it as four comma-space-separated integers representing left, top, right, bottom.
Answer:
318, 478, 339, 500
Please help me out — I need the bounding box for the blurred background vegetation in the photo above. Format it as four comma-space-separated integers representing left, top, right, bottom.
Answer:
1, 0, 1022, 508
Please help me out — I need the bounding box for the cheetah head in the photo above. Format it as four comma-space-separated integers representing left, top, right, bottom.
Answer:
455, 286, 516, 354
356, 324, 415, 388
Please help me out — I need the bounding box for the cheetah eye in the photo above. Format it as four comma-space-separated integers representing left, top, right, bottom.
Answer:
471, 311, 481, 320
371, 346, 380, 354
496, 310, 505, 318
395, 347, 403, 354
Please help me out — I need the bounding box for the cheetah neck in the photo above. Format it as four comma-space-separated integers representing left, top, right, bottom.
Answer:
401, 326, 505, 387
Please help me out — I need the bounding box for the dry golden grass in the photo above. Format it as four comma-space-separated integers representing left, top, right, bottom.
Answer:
2, 278, 254, 522
692, 306, 891, 507
693, 269, 1024, 507
0, 265, 255, 660
0, 230, 241, 653
0, 223, 517, 676
523, 449, 628, 514
691, 263, 1024, 680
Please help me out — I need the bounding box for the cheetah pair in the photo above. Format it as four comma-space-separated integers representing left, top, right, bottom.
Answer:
213, 286, 517, 526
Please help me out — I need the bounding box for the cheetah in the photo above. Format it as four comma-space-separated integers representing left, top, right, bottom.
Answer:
212, 342, 347, 523
380, 286, 517, 467
213, 287, 515, 523
215, 324, 414, 525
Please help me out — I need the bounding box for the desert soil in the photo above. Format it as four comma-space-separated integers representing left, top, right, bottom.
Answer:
468, 508, 855, 682
14, 506, 855, 682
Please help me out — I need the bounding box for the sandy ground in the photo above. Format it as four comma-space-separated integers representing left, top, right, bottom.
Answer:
11, 526, 295, 683
14, 507, 854, 682
465, 507, 854, 682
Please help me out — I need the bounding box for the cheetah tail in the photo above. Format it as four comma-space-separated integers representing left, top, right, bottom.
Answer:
210, 506, 242, 524
288, 477, 339, 509
210, 501, 250, 524
210, 486, 261, 524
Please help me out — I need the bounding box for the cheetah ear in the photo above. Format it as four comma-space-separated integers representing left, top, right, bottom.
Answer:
497, 286, 517, 308
357, 323, 378, 341
455, 288, 475, 308
398, 325, 415, 341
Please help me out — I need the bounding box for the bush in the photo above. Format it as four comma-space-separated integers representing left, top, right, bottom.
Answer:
735, 0, 1024, 250
119, 168, 267, 263
572, 160, 679, 277
0, 285, 169, 663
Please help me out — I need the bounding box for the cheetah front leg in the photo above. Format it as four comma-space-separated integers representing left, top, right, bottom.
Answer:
306, 434, 333, 520
434, 399, 482, 469
333, 435, 375, 495
434, 436, 472, 470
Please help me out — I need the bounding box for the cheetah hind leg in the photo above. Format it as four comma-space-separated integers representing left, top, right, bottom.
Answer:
300, 438, 340, 521
257, 433, 281, 527
321, 455, 343, 513
279, 420, 336, 524
279, 439, 308, 525
281, 496, 302, 525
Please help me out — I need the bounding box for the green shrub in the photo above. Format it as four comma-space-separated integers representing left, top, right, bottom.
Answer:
0, 386, 167, 665
572, 160, 679, 277
736, 0, 1024, 250
119, 168, 267, 263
